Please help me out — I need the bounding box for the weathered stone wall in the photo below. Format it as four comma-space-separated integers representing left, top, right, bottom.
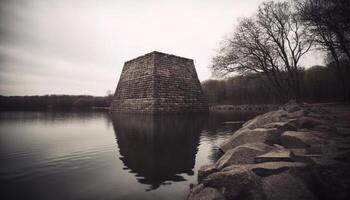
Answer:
110, 51, 208, 113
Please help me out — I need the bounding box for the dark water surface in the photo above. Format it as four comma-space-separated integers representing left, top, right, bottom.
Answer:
0, 111, 255, 200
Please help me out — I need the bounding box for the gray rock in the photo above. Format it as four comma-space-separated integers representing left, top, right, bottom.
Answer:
283, 148, 323, 163
262, 171, 316, 200
297, 128, 312, 132
243, 109, 289, 129
253, 162, 309, 177
198, 164, 218, 183
273, 144, 285, 150
222, 121, 244, 125
287, 105, 303, 113
286, 110, 306, 119
254, 150, 295, 163
216, 143, 276, 169
287, 148, 307, 156
192, 103, 350, 200
203, 166, 264, 200
220, 128, 281, 152
187, 184, 226, 200
282, 102, 303, 113
295, 117, 326, 129
281, 131, 327, 148
242, 118, 254, 127
262, 121, 297, 132
222, 162, 309, 177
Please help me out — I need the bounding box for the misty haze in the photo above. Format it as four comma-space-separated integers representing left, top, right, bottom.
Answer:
1, 0, 350, 200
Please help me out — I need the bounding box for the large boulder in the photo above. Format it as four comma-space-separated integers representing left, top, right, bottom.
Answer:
221, 162, 309, 177
262, 171, 316, 200
293, 117, 327, 129
254, 150, 295, 163
281, 131, 327, 148
281, 102, 303, 113
198, 164, 218, 183
187, 184, 226, 200
243, 109, 289, 129
192, 103, 350, 200
286, 110, 306, 119
203, 166, 264, 200
249, 162, 309, 177
262, 121, 297, 132
287, 148, 323, 162
286, 105, 302, 113
220, 128, 281, 152
215, 143, 276, 169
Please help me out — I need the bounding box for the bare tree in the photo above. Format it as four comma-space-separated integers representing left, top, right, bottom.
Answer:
297, 0, 350, 60
212, 1, 312, 102
296, 0, 350, 100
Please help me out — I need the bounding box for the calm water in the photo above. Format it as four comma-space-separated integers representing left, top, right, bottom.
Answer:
0, 111, 255, 200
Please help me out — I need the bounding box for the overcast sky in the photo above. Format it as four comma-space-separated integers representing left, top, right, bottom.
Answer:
0, 0, 324, 96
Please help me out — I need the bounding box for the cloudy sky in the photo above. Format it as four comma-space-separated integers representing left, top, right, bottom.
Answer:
0, 0, 323, 96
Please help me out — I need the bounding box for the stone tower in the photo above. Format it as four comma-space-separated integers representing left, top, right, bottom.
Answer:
110, 51, 208, 114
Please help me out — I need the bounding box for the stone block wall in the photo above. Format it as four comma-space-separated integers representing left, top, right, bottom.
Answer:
110, 51, 208, 114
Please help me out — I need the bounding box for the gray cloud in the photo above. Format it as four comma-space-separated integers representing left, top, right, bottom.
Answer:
0, 0, 323, 96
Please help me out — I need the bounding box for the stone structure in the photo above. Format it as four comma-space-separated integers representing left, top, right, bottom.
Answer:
110, 51, 208, 114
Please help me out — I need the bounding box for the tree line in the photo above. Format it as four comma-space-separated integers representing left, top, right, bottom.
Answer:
211, 0, 350, 103
0, 95, 113, 111
202, 61, 350, 105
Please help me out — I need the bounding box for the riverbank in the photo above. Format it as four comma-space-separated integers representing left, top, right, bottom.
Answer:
210, 104, 279, 113
188, 102, 350, 200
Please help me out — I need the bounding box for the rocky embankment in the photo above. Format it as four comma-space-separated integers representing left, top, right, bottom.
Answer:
188, 103, 350, 200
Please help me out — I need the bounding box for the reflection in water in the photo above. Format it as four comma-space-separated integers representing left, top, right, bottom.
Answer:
111, 114, 206, 190
0, 111, 112, 126
0, 111, 255, 200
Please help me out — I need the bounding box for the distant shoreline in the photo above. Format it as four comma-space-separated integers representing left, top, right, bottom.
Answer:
0, 107, 110, 111
0, 95, 112, 111
210, 104, 279, 113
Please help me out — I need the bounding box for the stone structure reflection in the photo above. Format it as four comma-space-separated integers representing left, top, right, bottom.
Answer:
110, 114, 205, 190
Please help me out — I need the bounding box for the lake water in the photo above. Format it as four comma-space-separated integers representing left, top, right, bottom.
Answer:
0, 111, 255, 200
